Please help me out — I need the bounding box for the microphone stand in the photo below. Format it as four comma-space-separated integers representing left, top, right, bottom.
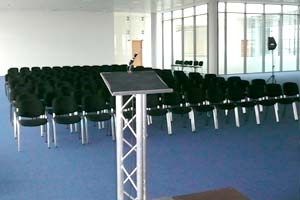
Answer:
128, 53, 138, 73
267, 50, 276, 83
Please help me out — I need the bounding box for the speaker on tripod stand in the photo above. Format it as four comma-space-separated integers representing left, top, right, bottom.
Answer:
267, 37, 277, 83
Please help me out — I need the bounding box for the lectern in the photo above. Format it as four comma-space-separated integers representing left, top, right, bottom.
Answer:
101, 71, 172, 200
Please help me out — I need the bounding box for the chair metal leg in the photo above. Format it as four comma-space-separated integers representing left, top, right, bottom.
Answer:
17, 120, 21, 152
75, 123, 78, 132
13, 110, 17, 139
234, 107, 240, 127
80, 120, 85, 144
254, 105, 260, 125
292, 102, 298, 120
111, 116, 116, 141
274, 103, 279, 123
166, 112, 172, 135
190, 110, 196, 133
52, 119, 57, 147
47, 122, 50, 149
242, 107, 246, 114
84, 117, 88, 143
213, 108, 218, 129
40, 125, 44, 137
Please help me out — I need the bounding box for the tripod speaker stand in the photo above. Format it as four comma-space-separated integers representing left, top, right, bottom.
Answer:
267, 37, 277, 83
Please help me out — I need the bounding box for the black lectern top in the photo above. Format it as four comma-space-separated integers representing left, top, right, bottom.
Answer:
101, 71, 173, 96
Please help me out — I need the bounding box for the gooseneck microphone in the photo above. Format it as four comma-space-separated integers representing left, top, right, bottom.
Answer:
128, 53, 138, 73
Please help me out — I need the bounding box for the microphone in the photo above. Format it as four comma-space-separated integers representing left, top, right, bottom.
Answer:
128, 53, 138, 73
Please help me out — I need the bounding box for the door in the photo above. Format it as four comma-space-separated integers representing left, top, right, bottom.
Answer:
132, 40, 143, 66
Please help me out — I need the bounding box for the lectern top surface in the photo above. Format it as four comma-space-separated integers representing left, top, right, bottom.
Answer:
101, 71, 173, 96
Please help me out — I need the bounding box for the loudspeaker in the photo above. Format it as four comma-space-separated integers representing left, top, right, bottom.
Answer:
268, 37, 277, 50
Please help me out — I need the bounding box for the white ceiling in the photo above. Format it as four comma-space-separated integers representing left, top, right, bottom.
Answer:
0, 0, 299, 13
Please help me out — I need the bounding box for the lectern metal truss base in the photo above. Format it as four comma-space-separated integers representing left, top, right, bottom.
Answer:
115, 94, 147, 200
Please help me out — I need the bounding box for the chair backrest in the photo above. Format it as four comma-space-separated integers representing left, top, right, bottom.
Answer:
185, 87, 206, 104
251, 79, 266, 86
247, 84, 266, 99
283, 82, 299, 96
52, 96, 78, 115
82, 94, 107, 112
227, 84, 245, 101
266, 83, 282, 97
147, 94, 161, 108
207, 85, 225, 103
189, 72, 203, 86
162, 92, 183, 106
18, 98, 45, 118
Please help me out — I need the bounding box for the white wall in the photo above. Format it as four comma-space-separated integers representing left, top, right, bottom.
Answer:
0, 11, 114, 75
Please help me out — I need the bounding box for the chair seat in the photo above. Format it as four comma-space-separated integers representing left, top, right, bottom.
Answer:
238, 101, 256, 107
170, 107, 191, 114
54, 115, 81, 124
192, 105, 214, 112
278, 97, 299, 104
147, 108, 168, 116
217, 103, 235, 110
19, 118, 47, 126
259, 99, 277, 106
86, 113, 111, 122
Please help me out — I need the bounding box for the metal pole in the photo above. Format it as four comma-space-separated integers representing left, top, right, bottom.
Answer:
142, 94, 147, 200
136, 94, 144, 200
116, 95, 124, 200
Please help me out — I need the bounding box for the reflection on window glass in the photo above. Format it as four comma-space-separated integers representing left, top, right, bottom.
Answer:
163, 12, 171, 20
283, 5, 298, 14
173, 10, 182, 18
173, 19, 182, 64
184, 7, 194, 17
196, 15, 207, 73
218, 13, 225, 74
282, 14, 297, 71
184, 17, 194, 61
196, 5, 207, 15
265, 15, 280, 72
246, 14, 263, 73
265, 5, 281, 14
246, 4, 263, 13
227, 13, 244, 74
218, 2, 225, 12
163, 20, 171, 69
227, 3, 244, 13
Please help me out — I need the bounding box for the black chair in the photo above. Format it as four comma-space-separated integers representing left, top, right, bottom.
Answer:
16, 98, 50, 152
185, 86, 214, 131
52, 96, 84, 147
162, 92, 192, 134
278, 82, 299, 120
147, 94, 169, 133
82, 94, 113, 143
188, 72, 203, 87
258, 83, 282, 123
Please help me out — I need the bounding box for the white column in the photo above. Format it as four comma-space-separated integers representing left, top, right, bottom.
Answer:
208, 0, 218, 74
151, 13, 157, 68
115, 95, 124, 200
136, 94, 145, 200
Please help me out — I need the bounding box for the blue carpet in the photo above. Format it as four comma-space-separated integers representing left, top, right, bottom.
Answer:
1, 72, 300, 200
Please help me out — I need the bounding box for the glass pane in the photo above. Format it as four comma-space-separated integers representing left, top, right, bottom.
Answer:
173, 10, 182, 18
246, 14, 263, 73
184, 17, 194, 61
184, 7, 194, 17
227, 13, 244, 74
227, 3, 245, 13
163, 20, 172, 69
246, 4, 263, 13
173, 19, 182, 64
196, 4, 207, 15
163, 12, 171, 20
282, 15, 297, 71
218, 13, 225, 74
196, 15, 207, 74
218, 2, 225, 12
265, 15, 280, 72
265, 5, 281, 14
283, 5, 298, 14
